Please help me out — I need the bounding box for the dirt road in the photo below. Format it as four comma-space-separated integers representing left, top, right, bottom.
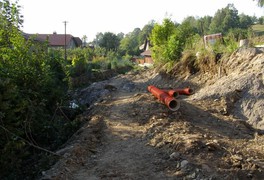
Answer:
73, 91, 175, 179
42, 68, 264, 180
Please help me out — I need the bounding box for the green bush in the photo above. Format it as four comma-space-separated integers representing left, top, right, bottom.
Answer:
0, 1, 81, 178
150, 19, 197, 65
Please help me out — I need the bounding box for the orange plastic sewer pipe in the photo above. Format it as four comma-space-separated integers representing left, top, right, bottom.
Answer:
174, 88, 194, 95
163, 88, 193, 97
166, 90, 180, 98
148, 85, 180, 111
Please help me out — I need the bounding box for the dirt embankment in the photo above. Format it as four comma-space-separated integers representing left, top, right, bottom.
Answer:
41, 47, 264, 180
191, 47, 264, 130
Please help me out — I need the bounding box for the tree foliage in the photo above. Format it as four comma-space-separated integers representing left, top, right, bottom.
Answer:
119, 28, 141, 56
66, 47, 95, 77
102, 21, 154, 57
150, 18, 176, 47
239, 13, 254, 29
0, 1, 80, 178
96, 32, 121, 52
150, 18, 196, 64
181, 16, 199, 34
198, 16, 213, 35
148, 3, 262, 66
259, 16, 264, 24
209, 4, 240, 34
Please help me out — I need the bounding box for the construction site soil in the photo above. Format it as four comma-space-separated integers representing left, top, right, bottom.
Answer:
42, 47, 264, 180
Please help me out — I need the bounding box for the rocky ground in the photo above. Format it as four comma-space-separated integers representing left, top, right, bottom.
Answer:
41, 47, 264, 180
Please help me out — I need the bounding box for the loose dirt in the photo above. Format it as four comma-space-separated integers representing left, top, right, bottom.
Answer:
42, 48, 264, 180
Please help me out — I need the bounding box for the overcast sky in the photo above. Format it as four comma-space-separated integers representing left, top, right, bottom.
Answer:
18, 0, 263, 41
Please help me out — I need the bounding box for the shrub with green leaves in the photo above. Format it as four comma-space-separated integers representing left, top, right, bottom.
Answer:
0, 1, 80, 178
150, 18, 197, 64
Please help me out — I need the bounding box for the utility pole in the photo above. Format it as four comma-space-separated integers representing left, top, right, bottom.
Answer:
63, 21, 68, 61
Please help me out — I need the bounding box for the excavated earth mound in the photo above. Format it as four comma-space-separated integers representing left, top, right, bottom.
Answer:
191, 47, 264, 130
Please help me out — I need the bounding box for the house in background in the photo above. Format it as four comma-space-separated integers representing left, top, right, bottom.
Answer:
140, 48, 153, 64
203, 33, 223, 47
132, 39, 153, 66
24, 32, 82, 49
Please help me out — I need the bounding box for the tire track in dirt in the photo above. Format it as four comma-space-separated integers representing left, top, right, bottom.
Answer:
72, 91, 174, 179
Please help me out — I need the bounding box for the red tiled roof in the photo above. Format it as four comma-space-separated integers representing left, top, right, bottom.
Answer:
35, 34, 73, 46
26, 33, 82, 47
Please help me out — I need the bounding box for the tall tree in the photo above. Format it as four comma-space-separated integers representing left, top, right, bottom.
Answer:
165, 21, 196, 61
93, 32, 103, 47
97, 32, 120, 52
150, 18, 183, 63
198, 16, 212, 35
0, 0, 23, 48
239, 13, 254, 29
150, 18, 176, 47
119, 28, 141, 56
259, 16, 264, 24
209, 4, 239, 34
117, 32, 124, 40
182, 16, 198, 31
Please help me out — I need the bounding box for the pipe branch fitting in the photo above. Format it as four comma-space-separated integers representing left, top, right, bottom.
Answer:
148, 85, 180, 111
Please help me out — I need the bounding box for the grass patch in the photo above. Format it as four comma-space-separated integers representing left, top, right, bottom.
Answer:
252, 24, 264, 36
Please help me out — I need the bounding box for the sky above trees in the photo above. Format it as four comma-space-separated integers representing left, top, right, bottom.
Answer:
19, 0, 263, 41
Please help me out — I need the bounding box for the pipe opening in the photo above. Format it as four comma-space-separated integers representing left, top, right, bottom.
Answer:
188, 88, 194, 95
167, 90, 179, 98
168, 99, 180, 111
172, 91, 179, 98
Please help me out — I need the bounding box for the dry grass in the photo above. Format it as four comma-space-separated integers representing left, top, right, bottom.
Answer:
169, 49, 220, 79
169, 51, 198, 77
252, 35, 264, 46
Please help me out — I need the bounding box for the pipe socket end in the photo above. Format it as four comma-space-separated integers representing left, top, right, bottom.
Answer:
168, 99, 180, 111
